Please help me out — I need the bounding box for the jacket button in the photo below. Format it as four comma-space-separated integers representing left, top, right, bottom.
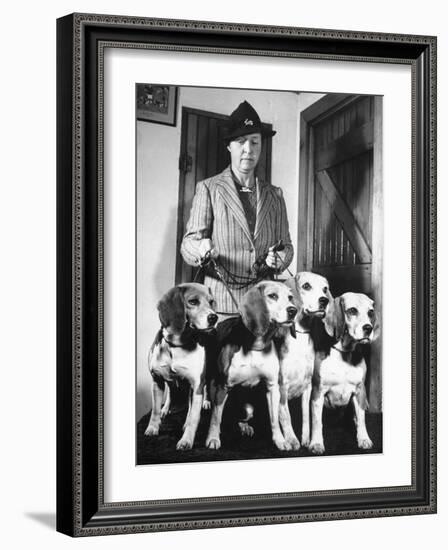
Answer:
249, 247, 254, 253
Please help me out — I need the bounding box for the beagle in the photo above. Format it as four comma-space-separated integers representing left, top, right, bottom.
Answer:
144, 283, 218, 450
275, 272, 332, 450
205, 281, 297, 451
309, 292, 379, 455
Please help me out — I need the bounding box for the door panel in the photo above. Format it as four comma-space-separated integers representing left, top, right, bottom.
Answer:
312, 96, 374, 296
175, 107, 272, 284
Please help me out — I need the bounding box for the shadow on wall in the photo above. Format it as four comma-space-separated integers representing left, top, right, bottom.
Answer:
154, 205, 180, 298
137, 204, 183, 422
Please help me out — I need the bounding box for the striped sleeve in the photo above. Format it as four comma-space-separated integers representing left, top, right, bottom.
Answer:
274, 187, 294, 272
180, 181, 214, 266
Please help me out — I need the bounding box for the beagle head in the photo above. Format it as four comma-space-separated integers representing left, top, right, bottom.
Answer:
326, 292, 379, 349
157, 283, 218, 335
285, 272, 332, 320
239, 281, 297, 341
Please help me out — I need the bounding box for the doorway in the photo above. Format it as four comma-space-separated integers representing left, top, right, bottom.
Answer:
299, 94, 383, 411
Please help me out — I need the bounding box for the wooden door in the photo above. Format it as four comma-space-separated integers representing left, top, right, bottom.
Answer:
299, 94, 383, 411
175, 106, 272, 284
311, 96, 375, 294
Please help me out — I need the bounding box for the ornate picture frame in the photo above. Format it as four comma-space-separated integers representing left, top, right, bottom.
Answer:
56, 13, 437, 536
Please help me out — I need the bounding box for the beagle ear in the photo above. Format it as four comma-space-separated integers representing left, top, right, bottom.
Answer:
323, 296, 345, 339
372, 304, 381, 342
325, 281, 334, 305
284, 276, 303, 312
239, 285, 270, 337
157, 286, 186, 332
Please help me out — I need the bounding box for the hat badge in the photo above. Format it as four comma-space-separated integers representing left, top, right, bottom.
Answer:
244, 118, 254, 126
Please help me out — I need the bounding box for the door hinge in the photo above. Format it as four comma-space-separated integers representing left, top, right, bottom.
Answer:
179, 152, 193, 173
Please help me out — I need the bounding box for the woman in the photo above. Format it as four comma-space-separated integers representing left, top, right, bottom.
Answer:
181, 100, 294, 316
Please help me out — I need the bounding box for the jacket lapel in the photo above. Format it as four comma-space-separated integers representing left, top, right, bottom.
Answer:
254, 180, 274, 239
216, 167, 254, 244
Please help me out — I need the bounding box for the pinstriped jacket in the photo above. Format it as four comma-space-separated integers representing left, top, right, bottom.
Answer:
181, 166, 294, 314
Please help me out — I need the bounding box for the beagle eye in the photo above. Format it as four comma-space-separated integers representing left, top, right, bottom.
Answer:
302, 283, 311, 291
347, 307, 358, 316
368, 309, 375, 319
322, 287, 328, 294
268, 293, 278, 301
288, 294, 294, 302
187, 298, 199, 307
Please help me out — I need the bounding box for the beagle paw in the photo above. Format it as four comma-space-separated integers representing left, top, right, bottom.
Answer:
273, 435, 289, 451
358, 437, 373, 450
206, 437, 221, 450
309, 442, 325, 455
301, 435, 311, 448
285, 435, 301, 451
176, 436, 194, 451
202, 399, 211, 410
144, 424, 159, 437
238, 421, 255, 438
160, 404, 170, 419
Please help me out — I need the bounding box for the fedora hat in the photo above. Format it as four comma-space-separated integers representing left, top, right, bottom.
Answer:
223, 101, 276, 142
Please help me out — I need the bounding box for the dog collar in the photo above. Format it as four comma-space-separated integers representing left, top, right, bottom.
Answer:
160, 324, 198, 349
162, 336, 189, 348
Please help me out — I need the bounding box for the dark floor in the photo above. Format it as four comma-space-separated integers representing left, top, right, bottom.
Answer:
136, 387, 382, 465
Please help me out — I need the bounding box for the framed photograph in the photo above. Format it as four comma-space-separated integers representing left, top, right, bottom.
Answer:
57, 13, 437, 536
136, 83, 178, 125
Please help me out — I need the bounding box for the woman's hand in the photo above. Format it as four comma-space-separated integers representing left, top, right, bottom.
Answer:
265, 246, 278, 270
198, 239, 219, 262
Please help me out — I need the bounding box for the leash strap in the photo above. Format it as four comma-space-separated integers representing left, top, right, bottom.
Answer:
209, 259, 240, 310
193, 245, 292, 309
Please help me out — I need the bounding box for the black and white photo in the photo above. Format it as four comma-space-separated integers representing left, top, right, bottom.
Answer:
136, 85, 383, 465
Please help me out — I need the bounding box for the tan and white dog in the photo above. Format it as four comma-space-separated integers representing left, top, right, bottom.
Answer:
144, 283, 218, 450
205, 281, 297, 451
275, 272, 332, 450
309, 292, 379, 455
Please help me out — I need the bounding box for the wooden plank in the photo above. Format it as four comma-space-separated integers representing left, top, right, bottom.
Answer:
196, 115, 208, 184
180, 106, 228, 120
322, 184, 331, 265
206, 117, 218, 178
301, 93, 358, 123
369, 96, 384, 413
352, 151, 372, 246
315, 120, 374, 171
297, 115, 310, 272
175, 108, 191, 285
314, 181, 321, 265
317, 170, 371, 263
335, 219, 342, 264
259, 123, 273, 183
306, 127, 315, 270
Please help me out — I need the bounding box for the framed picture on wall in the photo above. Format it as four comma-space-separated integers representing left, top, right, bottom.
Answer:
136, 83, 178, 125
57, 13, 437, 537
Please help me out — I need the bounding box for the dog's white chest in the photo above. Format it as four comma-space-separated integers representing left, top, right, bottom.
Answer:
227, 348, 279, 388
283, 333, 314, 398
319, 350, 366, 407
150, 343, 205, 382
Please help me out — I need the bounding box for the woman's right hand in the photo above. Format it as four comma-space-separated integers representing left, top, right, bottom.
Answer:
198, 239, 219, 262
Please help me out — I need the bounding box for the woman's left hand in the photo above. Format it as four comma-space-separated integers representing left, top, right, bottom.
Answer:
265, 246, 278, 270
